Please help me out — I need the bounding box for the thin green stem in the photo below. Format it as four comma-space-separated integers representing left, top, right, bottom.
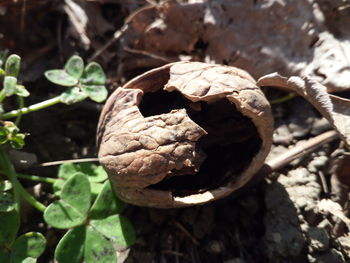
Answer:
1, 95, 61, 120
0, 89, 6, 103
0, 146, 46, 212
14, 96, 24, 125
17, 173, 57, 184
0, 146, 20, 212
269, 93, 296, 104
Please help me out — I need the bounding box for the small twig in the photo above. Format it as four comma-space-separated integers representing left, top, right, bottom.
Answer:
318, 171, 329, 194
173, 220, 200, 246
88, 23, 129, 62
266, 130, 339, 172
250, 130, 339, 184
37, 157, 99, 167
64, 0, 90, 48
124, 46, 174, 63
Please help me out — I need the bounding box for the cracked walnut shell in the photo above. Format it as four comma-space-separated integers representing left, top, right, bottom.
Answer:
97, 62, 274, 208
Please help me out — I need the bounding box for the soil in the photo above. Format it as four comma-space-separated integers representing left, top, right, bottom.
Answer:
1, 1, 350, 262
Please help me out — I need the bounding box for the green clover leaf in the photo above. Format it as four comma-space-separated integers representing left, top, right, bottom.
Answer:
11, 232, 46, 263
45, 70, 79, 87
89, 180, 125, 219
3, 76, 29, 98
5, 54, 21, 78
44, 172, 91, 229
0, 211, 20, 247
59, 87, 88, 104
64, 55, 84, 80
80, 62, 106, 85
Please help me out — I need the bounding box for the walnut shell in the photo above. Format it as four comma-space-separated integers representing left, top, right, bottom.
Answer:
97, 62, 273, 208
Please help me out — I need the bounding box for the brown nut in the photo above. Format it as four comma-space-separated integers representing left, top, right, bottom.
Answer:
97, 62, 274, 208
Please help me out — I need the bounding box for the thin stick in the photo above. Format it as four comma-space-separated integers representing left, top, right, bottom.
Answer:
318, 171, 329, 194
173, 220, 200, 246
37, 157, 99, 167
88, 24, 129, 62
124, 46, 174, 63
266, 130, 339, 171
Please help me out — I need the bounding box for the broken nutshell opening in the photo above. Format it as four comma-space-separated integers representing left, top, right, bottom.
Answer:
139, 88, 262, 197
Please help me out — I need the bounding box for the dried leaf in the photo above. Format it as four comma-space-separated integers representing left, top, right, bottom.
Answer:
122, 1, 350, 92
257, 73, 350, 147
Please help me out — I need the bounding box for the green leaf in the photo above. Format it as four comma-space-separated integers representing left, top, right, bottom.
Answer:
44, 201, 86, 229
55, 164, 106, 198
0, 210, 20, 246
61, 172, 91, 215
4, 76, 17, 96
5, 54, 21, 78
90, 182, 104, 199
45, 70, 78, 87
14, 85, 30, 97
90, 215, 136, 247
64, 55, 84, 80
58, 163, 78, 180
60, 87, 88, 105
44, 173, 91, 229
58, 163, 107, 183
10, 133, 25, 149
54, 226, 85, 263
0, 191, 15, 212
0, 68, 5, 76
11, 232, 46, 263
76, 163, 107, 183
20, 258, 36, 263
90, 181, 125, 219
53, 179, 64, 196
82, 85, 108, 103
80, 62, 106, 85
84, 226, 117, 263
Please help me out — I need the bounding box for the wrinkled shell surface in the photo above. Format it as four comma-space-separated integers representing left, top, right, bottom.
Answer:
97, 62, 273, 208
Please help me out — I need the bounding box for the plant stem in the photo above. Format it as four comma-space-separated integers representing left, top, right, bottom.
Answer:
17, 173, 58, 184
0, 89, 6, 103
269, 93, 296, 104
0, 146, 20, 212
0, 145, 46, 212
14, 96, 24, 125
1, 95, 61, 120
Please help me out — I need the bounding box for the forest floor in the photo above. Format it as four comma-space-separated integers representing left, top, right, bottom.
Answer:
1, 0, 350, 262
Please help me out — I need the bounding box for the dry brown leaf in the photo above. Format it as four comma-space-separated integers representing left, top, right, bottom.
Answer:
121, 0, 350, 92
257, 73, 350, 147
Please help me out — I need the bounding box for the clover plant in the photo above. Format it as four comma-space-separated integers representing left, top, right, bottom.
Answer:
0, 52, 135, 262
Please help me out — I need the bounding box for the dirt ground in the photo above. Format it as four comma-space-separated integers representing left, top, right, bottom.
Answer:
1, 0, 350, 262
